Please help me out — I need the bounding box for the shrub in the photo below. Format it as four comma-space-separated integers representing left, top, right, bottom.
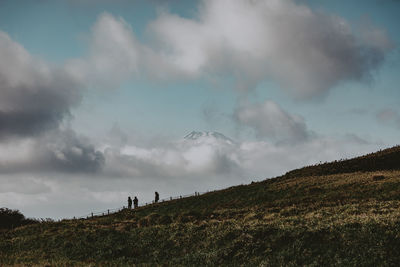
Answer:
0, 208, 37, 230
158, 215, 172, 225
373, 175, 385, 181
146, 213, 161, 226
137, 217, 148, 227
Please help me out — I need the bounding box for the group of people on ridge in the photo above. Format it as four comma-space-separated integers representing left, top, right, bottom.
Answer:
127, 196, 138, 209
127, 191, 159, 209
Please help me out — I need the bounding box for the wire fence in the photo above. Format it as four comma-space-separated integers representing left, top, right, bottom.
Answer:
69, 190, 212, 221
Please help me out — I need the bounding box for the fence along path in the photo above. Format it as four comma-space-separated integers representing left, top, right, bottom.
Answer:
72, 191, 209, 220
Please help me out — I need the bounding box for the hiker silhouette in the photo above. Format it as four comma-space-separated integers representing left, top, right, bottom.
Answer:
133, 196, 138, 208
128, 196, 132, 209
155, 191, 159, 203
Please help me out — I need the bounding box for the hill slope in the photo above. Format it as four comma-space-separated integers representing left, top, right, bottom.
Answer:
1, 146, 400, 266
284, 145, 400, 178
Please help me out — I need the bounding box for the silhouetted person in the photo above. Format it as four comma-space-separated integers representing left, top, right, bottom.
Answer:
128, 196, 132, 209
133, 196, 138, 208
155, 191, 159, 203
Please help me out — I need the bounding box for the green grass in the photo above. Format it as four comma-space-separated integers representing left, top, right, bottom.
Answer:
2, 147, 400, 266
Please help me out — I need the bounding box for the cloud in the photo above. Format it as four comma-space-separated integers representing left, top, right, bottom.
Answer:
64, 12, 180, 87
0, 129, 105, 174
376, 108, 400, 128
101, 130, 380, 184
0, 31, 104, 174
240, 133, 383, 179
0, 31, 81, 139
148, 0, 393, 96
66, 0, 393, 97
42, 129, 105, 173
234, 101, 311, 143
0, 176, 51, 195
65, 13, 143, 87
102, 134, 241, 179
0, 129, 382, 219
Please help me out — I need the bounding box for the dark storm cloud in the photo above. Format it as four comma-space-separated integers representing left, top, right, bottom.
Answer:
44, 129, 105, 173
0, 31, 81, 139
0, 31, 103, 174
0, 110, 65, 139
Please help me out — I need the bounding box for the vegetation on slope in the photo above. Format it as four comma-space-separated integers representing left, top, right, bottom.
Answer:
285, 145, 400, 178
0, 208, 38, 230
1, 147, 400, 266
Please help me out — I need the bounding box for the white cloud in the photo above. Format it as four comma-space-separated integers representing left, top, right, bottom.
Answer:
65, 13, 142, 87
103, 134, 240, 178
70, 0, 393, 97
234, 100, 310, 143
149, 0, 393, 96
100, 130, 381, 186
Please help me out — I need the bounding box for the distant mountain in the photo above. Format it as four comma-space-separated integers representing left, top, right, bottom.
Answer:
182, 131, 235, 145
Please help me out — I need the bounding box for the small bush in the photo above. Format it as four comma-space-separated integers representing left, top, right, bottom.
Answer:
0, 208, 37, 230
177, 215, 191, 223
158, 215, 172, 225
184, 210, 203, 220
137, 217, 148, 227
373, 175, 385, 181
146, 213, 161, 225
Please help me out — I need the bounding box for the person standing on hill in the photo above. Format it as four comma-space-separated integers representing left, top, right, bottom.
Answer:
133, 196, 138, 208
128, 196, 132, 209
155, 191, 159, 203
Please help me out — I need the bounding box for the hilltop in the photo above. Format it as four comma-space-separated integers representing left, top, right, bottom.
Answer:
284, 145, 400, 178
1, 146, 400, 266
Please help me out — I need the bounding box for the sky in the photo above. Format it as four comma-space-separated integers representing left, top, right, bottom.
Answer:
0, 0, 399, 219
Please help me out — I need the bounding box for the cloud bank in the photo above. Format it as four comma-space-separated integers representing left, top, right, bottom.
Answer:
0, 127, 383, 218
67, 0, 393, 97
149, 0, 393, 96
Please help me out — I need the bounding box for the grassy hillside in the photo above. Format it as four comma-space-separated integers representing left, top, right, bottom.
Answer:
285, 145, 400, 178
1, 147, 400, 266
